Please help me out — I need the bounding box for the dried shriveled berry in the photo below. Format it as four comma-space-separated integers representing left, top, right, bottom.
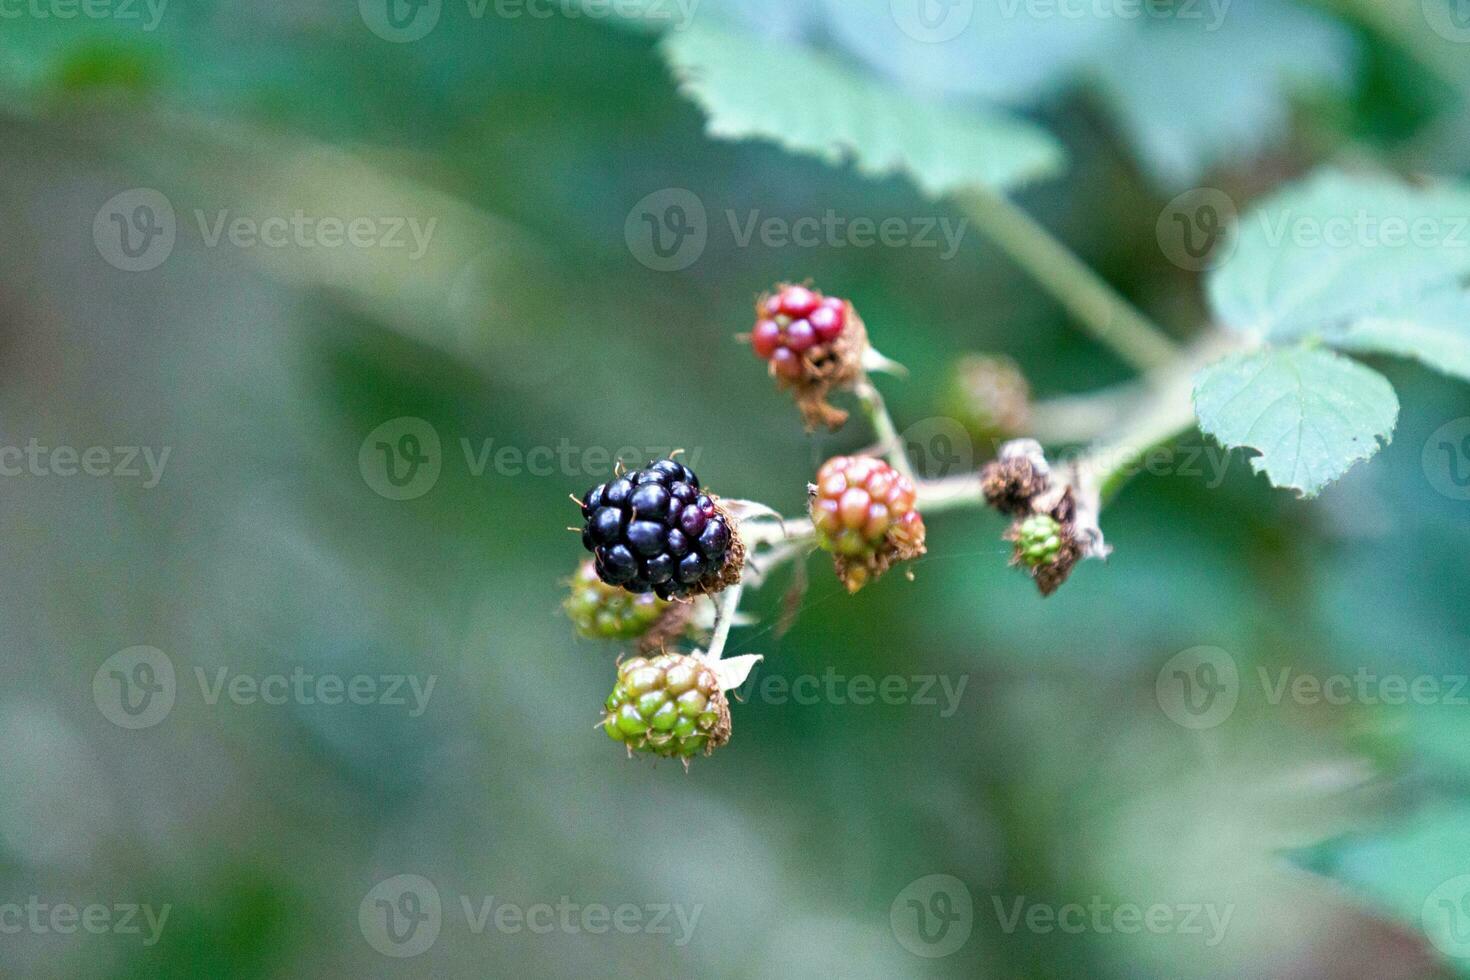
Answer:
981, 455, 1050, 516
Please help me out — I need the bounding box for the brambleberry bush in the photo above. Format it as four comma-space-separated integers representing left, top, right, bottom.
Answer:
564, 11, 1470, 836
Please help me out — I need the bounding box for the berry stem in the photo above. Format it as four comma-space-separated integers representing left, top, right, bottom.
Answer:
854, 376, 917, 482
958, 186, 1179, 373
1074, 332, 1241, 504
915, 473, 986, 514
704, 578, 745, 662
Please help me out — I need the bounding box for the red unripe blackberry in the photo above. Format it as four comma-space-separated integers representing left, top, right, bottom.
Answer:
744, 284, 868, 430
810, 456, 927, 592
747, 284, 850, 374
579, 459, 742, 601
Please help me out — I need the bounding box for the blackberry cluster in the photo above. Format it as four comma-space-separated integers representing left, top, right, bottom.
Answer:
602, 652, 730, 761
580, 459, 734, 600
750, 284, 849, 380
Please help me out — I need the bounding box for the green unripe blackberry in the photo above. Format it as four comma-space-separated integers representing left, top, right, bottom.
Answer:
1015, 514, 1064, 568
602, 653, 731, 762
564, 560, 669, 641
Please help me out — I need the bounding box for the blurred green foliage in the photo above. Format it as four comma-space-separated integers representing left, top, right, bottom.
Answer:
0, 0, 1468, 977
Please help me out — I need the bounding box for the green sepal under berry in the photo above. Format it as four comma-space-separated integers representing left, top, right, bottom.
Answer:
602, 653, 731, 762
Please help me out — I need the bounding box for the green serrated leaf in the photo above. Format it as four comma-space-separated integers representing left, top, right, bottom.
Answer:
1192, 345, 1399, 497
1208, 169, 1470, 342
659, 23, 1065, 198
1328, 289, 1470, 383
1290, 803, 1470, 977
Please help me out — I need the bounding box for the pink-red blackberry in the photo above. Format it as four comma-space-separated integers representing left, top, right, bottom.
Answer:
744, 283, 868, 430
810, 455, 927, 592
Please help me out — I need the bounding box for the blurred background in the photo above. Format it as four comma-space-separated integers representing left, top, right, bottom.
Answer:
2, 0, 1469, 976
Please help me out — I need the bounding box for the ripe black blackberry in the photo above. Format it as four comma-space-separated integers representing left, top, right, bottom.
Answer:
579, 459, 740, 600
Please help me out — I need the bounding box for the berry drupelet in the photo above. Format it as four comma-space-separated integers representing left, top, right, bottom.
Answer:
810, 455, 927, 592
579, 459, 740, 600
